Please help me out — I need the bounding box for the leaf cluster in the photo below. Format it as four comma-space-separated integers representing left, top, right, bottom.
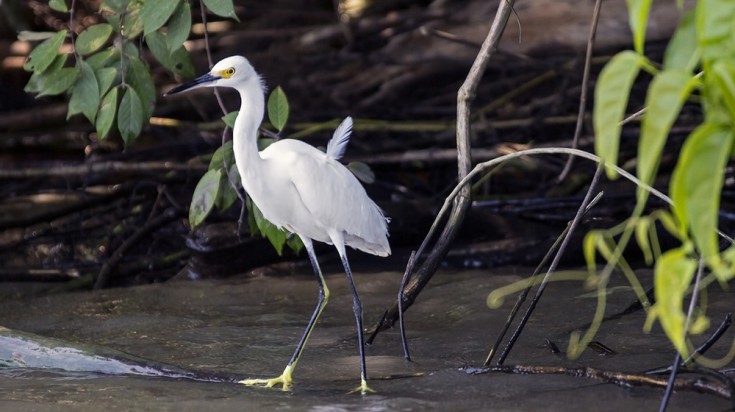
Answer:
590, 0, 735, 358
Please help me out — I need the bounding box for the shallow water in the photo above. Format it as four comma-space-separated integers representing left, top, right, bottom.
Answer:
0, 267, 731, 411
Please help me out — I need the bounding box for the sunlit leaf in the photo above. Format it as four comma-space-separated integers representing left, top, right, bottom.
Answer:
637, 69, 699, 203
75, 24, 113, 55
122, 3, 144, 39
646, 246, 697, 357
267, 86, 289, 132
96, 87, 118, 140
24, 30, 67, 73
189, 169, 222, 228
712, 59, 735, 119
17, 31, 58, 41
664, 10, 698, 71
625, 0, 653, 54
67, 60, 100, 123
670, 124, 733, 276
142, 0, 181, 35
593, 50, 641, 179
202, 0, 240, 21
696, 0, 735, 63
118, 86, 144, 145
634, 216, 653, 265
102, 0, 130, 14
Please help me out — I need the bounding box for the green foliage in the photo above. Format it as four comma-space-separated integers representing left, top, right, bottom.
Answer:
587, 0, 735, 359
189, 169, 223, 228
22, 0, 237, 145
268, 86, 290, 132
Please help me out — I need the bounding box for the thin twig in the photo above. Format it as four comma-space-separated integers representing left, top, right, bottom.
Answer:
497, 164, 604, 365
659, 259, 705, 412
367, 0, 517, 344
557, 0, 602, 181
398, 250, 417, 361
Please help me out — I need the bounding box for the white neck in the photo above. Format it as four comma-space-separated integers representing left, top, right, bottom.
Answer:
232, 76, 265, 193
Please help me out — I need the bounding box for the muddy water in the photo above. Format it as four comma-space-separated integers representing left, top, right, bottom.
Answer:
0, 267, 731, 411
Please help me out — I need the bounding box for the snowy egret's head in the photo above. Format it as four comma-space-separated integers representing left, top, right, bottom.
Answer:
165, 55, 257, 95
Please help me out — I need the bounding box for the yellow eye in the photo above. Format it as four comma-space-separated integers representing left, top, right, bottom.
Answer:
222, 67, 236, 78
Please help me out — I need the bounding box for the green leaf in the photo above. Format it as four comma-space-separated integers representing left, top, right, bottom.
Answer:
267, 86, 289, 132
202, 0, 240, 21
122, 3, 144, 39
38, 67, 79, 96
189, 169, 222, 228
95, 67, 118, 96
96, 87, 119, 140
75, 24, 113, 55
712, 59, 735, 119
102, 0, 130, 14
49, 0, 68, 12
144, 32, 194, 77
637, 69, 699, 203
670, 124, 733, 268
625, 0, 653, 54
166, 0, 191, 51
215, 170, 239, 211
24, 54, 67, 93
24, 30, 67, 73
646, 246, 697, 357
634, 216, 653, 265
664, 10, 698, 71
593, 51, 641, 179
142, 0, 181, 35
208, 140, 235, 171
252, 203, 288, 255
118, 86, 144, 145
583, 231, 599, 275
67, 60, 100, 123
222, 111, 239, 128
347, 161, 375, 184
17, 31, 58, 41
286, 235, 304, 255
125, 56, 155, 118
86, 49, 118, 69
696, 0, 735, 63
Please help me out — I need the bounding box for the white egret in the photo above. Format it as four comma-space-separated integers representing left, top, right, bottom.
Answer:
165, 56, 390, 394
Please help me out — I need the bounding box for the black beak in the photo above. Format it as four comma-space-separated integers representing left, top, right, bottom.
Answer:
164, 72, 221, 96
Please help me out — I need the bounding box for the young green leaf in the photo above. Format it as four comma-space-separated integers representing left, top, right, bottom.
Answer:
695, 0, 735, 63
222, 111, 239, 128
96, 87, 119, 140
593, 51, 641, 179
663, 10, 698, 71
670, 124, 733, 268
24, 30, 67, 73
49, 0, 68, 12
637, 69, 699, 203
141, 0, 181, 35
75, 23, 113, 55
267, 86, 289, 132
118, 86, 144, 145
625, 0, 653, 55
712, 59, 735, 119
189, 169, 223, 228
67, 60, 100, 123
166, 0, 191, 51
646, 246, 697, 357
202, 0, 240, 21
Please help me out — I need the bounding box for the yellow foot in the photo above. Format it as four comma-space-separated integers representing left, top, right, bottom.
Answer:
349, 379, 375, 395
239, 365, 294, 391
